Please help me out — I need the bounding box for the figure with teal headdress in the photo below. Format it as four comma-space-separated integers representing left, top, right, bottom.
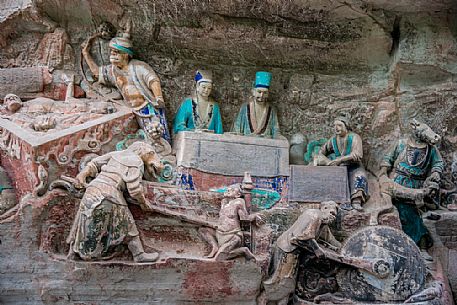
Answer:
231, 71, 280, 138
173, 70, 223, 134
318, 116, 369, 211
82, 31, 171, 142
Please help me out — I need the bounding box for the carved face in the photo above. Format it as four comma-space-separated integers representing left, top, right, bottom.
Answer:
410, 119, 441, 145
224, 186, 242, 199
142, 150, 164, 181
4, 94, 22, 113
144, 121, 164, 141
320, 202, 337, 224
109, 48, 130, 68
196, 82, 212, 98
252, 87, 269, 104
334, 120, 348, 137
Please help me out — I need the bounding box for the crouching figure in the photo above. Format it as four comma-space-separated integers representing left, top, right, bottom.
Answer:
67, 142, 165, 263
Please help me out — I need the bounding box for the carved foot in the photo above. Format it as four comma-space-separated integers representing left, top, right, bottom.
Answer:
352, 203, 363, 211
134, 252, 159, 263
420, 250, 433, 262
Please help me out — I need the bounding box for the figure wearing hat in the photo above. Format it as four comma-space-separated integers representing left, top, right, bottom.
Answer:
231, 72, 280, 138
173, 70, 223, 134
82, 32, 171, 142
317, 116, 369, 210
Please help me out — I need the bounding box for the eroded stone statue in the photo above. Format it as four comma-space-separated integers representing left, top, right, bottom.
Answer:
317, 116, 369, 210
173, 70, 223, 134
67, 142, 165, 262
199, 184, 264, 261
82, 31, 171, 141
231, 71, 280, 138
1, 93, 113, 132
380, 119, 444, 256
263, 201, 341, 303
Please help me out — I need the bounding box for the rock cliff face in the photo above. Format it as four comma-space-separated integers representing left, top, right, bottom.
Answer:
1, 1, 457, 303
1, 1, 456, 174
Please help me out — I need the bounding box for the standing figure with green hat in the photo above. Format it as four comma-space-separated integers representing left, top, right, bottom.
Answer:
173, 70, 223, 134
317, 116, 369, 211
231, 71, 281, 138
82, 31, 171, 142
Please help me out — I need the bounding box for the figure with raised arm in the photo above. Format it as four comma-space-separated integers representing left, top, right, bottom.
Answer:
82, 31, 171, 141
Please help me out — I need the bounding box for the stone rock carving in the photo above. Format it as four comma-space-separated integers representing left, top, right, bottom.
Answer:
67, 142, 165, 262
82, 26, 171, 141
289, 133, 307, 165
263, 201, 341, 303
335, 226, 426, 302
231, 71, 281, 138
379, 119, 443, 258
1, 91, 113, 133
173, 70, 223, 134
118, 118, 175, 165
0, 165, 16, 217
0, 67, 52, 99
199, 184, 264, 261
317, 116, 369, 211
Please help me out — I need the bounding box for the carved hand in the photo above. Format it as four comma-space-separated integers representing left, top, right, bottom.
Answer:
378, 166, 389, 178
429, 172, 441, 183
328, 158, 342, 166
32, 117, 56, 131
74, 174, 88, 189
252, 213, 266, 226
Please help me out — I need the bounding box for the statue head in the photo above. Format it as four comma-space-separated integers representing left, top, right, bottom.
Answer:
144, 118, 164, 142
251, 71, 272, 104
195, 70, 213, 98
319, 200, 338, 224
224, 184, 243, 199
409, 119, 441, 145
128, 141, 164, 180
108, 33, 133, 68
3, 94, 22, 113
334, 115, 350, 137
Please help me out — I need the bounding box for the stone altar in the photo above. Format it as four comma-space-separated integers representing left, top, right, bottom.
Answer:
174, 131, 289, 177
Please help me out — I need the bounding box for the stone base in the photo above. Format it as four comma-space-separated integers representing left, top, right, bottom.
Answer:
173, 131, 289, 177
288, 165, 350, 203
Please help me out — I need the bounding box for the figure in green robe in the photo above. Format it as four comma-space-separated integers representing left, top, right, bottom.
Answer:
232, 71, 280, 138
173, 70, 223, 134
380, 119, 444, 251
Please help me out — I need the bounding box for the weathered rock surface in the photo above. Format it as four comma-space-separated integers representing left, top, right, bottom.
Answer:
1, 0, 457, 304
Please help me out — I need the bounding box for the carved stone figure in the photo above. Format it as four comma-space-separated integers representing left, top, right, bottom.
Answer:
231, 71, 280, 138
1, 93, 113, 132
380, 119, 444, 256
289, 133, 306, 165
317, 116, 369, 210
173, 70, 223, 134
67, 142, 165, 262
199, 184, 264, 261
82, 31, 171, 141
263, 201, 341, 303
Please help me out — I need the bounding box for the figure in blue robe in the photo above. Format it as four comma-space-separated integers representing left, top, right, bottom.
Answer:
173, 70, 223, 134
173, 97, 223, 134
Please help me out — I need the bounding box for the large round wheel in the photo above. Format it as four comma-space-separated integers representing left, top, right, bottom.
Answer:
336, 226, 426, 302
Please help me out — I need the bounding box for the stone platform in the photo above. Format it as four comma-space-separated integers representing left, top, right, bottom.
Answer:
173, 131, 289, 177
0, 106, 136, 197
288, 165, 350, 204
